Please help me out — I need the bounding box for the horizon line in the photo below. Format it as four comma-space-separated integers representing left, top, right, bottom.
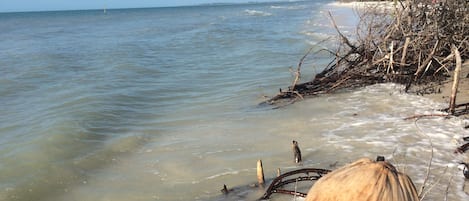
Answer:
0, 0, 309, 14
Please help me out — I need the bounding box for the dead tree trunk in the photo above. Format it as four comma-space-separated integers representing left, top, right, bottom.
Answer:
449, 45, 462, 114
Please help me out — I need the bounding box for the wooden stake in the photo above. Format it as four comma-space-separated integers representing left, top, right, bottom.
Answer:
257, 160, 265, 185
387, 41, 394, 74
449, 45, 461, 114
400, 37, 410, 66
221, 184, 229, 194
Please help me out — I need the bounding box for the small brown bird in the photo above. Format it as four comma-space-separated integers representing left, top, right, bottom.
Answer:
292, 140, 302, 163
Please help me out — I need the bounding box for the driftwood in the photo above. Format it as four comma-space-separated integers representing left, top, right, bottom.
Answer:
263, 0, 468, 107
403, 114, 449, 120
454, 143, 469, 154
442, 102, 469, 116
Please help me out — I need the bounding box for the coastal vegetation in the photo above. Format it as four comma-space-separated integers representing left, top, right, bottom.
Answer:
265, 0, 468, 114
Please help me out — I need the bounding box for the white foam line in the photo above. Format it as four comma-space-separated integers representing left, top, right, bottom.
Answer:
204, 168, 253, 181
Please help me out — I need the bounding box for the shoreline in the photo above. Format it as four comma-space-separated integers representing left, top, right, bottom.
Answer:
328, 0, 396, 10
424, 61, 469, 119
424, 61, 469, 194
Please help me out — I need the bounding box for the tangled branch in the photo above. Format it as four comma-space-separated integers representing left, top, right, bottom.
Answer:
264, 0, 468, 106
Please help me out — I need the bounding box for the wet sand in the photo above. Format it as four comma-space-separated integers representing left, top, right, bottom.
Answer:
424, 61, 469, 194
425, 61, 469, 117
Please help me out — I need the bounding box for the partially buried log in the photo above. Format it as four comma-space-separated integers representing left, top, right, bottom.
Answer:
257, 160, 265, 186
305, 158, 419, 201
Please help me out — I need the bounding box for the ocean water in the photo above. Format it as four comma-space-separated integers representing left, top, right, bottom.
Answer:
0, 1, 468, 201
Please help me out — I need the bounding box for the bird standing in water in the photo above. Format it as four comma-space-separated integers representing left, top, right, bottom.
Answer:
292, 140, 302, 163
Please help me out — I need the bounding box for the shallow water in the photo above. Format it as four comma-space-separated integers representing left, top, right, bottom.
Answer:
0, 1, 468, 201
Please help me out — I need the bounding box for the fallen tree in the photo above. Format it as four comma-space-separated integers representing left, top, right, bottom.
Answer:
263, 0, 468, 111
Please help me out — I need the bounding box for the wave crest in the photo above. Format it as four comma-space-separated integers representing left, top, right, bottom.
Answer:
243, 9, 272, 17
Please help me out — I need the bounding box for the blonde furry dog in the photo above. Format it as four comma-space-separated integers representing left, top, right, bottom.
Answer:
306, 158, 419, 201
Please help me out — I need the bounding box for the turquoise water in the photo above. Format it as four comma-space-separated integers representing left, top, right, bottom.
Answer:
1, 1, 468, 201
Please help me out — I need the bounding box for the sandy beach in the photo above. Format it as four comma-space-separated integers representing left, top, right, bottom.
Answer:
425, 61, 469, 118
